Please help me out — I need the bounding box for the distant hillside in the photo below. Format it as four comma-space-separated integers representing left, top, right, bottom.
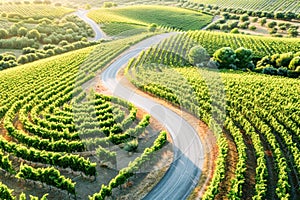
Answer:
88, 5, 213, 32
191, 0, 300, 13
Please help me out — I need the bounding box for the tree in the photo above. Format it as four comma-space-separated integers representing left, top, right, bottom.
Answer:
235, 47, 253, 69
274, 12, 285, 20
239, 14, 249, 22
287, 28, 298, 37
260, 17, 267, 26
284, 12, 296, 21
188, 45, 209, 66
213, 47, 236, 69
148, 23, 157, 32
267, 21, 277, 28
0, 29, 8, 39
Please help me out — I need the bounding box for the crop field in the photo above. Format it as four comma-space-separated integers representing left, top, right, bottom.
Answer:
0, 34, 169, 199
126, 46, 300, 199
132, 30, 300, 63
191, 0, 300, 13
0, 3, 74, 19
88, 5, 213, 33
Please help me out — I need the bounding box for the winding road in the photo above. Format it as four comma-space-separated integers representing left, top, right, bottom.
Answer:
75, 9, 108, 40
77, 10, 205, 199
101, 35, 205, 199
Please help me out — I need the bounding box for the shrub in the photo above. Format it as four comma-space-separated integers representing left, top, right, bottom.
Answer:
276, 52, 293, 68
59, 40, 69, 46
103, 2, 117, 8
249, 25, 256, 31
256, 56, 271, 68
274, 12, 285, 20
22, 47, 36, 54
213, 47, 236, 69
188, 45, 210, 66
95, 146, 116, 163
230, 28, 239, 34
124, 140, 138, 152
260, 17, 267, 26
17, 55, 28, 64
277, 67, 288, 76
252, 17, 258, 22
262, 66, 278, 75
269, 28, 278, 34
0, 29, 8, 39
240, 14, 249, 22
228, 21, 239, 29
287, 28, 298, 37
43, 44, 56, 50
238, 21, 250, 29
267, 21, 277, 28
220, 24, 229, 30
26, 29, 40, 40
148, 23, 157, 32
18, 27, 27, 37
288, 57, 300, 70
235, 47, 253, 69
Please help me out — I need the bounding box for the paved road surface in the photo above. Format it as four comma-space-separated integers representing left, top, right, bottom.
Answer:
75, 9, 108, 41
101, 33, 205, 200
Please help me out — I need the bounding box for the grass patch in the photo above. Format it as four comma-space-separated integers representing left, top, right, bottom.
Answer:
88, 5, 213, 31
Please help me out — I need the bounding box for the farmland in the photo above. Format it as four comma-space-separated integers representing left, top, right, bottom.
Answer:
0, 2, 74, 19
0, 34, 170, 199
0, 0, 300, 199
88, 5, 213, 35
191, 0, 300, 13
126, 48, 300, 199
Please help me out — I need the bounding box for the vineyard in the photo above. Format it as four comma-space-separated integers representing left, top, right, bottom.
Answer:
0, 0, 300, 199
0, 34, 169, 199
125, 36, 300, 199
0, 3, 74, 19
87, 5, 213, 34
136, 31, 300, 62
191, 0, 300, 13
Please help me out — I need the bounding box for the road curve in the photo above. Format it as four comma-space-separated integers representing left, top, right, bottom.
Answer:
100, 33, 205, 199
75, 9, 108, 41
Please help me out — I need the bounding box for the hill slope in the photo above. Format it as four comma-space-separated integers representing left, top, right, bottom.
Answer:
88, 5, 213, 31
191, 0, 300, 13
